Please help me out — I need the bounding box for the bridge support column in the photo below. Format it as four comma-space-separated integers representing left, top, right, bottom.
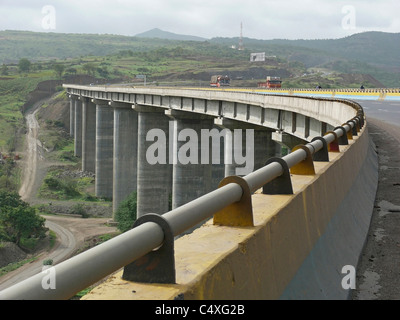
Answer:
82, 99, 96, 173
223, 128, 248, 177
112, 102, 138, 215
211, 125, 225, 191
253, 130, 280, 171
272, 131, 308, 150
216, 118, 280, 177
134, 105, 172, 218
167, 110, 214, 209
74, 99, 83, 157
74, 98, 82, 158
69, 96, 76, 137
94, 100, 114, 200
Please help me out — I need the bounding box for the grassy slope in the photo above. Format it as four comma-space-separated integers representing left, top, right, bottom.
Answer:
0, 76, 51, 150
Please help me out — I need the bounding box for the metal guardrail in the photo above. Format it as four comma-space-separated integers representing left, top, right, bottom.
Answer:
0, 96, 364, 300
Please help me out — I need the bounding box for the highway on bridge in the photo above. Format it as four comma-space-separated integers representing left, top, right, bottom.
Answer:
352, 99, 400, 300
359, 100, 400, 126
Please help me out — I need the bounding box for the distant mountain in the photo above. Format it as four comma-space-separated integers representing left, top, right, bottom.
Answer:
135, 28, 207, 41
0, 30, 185, 63
211, 31, 400, 69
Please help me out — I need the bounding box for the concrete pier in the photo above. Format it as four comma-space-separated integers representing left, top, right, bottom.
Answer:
82, 99, 96, 173
74, 99, 82, 157
253, 130, 281, 170
167, 110, 214, 209
94, 99, 114, 199
112, 102, 138, 214
215, 118, 280, 177
134, 105, 172, 218
211, 125, 225, 190
69, 97, 75, 137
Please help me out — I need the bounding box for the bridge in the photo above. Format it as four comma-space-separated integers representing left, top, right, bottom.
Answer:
0, 85, 385, 300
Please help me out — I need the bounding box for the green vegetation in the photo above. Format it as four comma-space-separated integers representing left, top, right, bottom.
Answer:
18, 58, 32, 74
0, 257, 38, 277
42, 259, 53, 266
48, 230, 57, 248
114, 192, 137, 233
38, 166, 97, 201
0, 191, 47, 248
0, 157, 20, 192
0, 77, 40, 150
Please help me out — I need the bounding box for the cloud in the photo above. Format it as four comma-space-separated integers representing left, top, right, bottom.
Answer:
0, 0, 399, 39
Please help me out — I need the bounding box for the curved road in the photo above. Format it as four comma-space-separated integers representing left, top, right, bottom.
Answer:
0, 219, 76, 291
0, 98, 116, 292
0, 99, 78, 291
352, 99, 400, 300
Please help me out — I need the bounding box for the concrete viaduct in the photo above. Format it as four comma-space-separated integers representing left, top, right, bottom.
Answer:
66, 85, 356, 216
0, 85, 382, 300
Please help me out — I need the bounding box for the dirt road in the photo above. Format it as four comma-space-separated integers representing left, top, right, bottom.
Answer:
0, 215, 116, 291
0, 97, 117, 292
18, 102, 44, 202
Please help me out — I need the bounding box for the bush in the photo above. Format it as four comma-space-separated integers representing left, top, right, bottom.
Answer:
114, 192, 137, 233
44, 177, 62, 190
43, 259, 53, 266
63, 179, 80, 197
44, 176, 80, 198
70, 203, 88, 218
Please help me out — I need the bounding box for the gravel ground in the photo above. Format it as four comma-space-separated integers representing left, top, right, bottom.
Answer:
352, 117, 400, 300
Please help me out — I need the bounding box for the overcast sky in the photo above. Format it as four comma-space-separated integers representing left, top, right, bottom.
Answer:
1, 0, 399, 40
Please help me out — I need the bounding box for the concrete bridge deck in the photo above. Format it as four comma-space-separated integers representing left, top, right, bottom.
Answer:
0, 86, 383, 300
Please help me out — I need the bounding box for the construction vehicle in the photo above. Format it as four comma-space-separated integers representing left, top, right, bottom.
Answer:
210, 75, 230, 87
258, 76, 282, 88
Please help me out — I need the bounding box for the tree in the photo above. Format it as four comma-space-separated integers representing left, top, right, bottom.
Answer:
65, 67, 77, 76
1, 64, 8, 75
114, 192, 137, 233
0, 158, 16, 190
82, 63, 96, 76
0, 192, 47, 246
18, 58, 31, 74
52, 63, 65, 79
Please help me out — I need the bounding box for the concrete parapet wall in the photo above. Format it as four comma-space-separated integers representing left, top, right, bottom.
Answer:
83, 117, 377, 300
242, 88, 400, 101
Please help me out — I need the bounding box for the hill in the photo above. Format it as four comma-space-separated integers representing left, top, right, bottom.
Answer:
0, 29, 399, 87
211, 31, 400, 69
210, 31, 400, 87
135, 28, 206, 41
0, 30, 185, 63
